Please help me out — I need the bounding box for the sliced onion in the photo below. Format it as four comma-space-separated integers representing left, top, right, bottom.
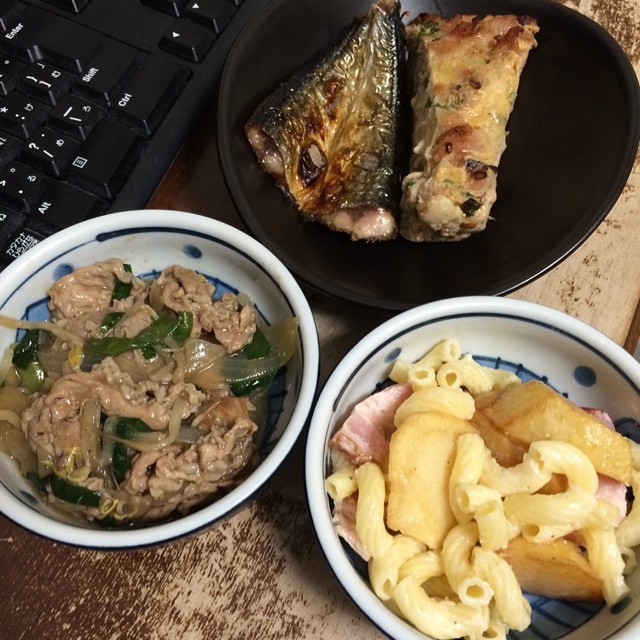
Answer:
103, 399, 186, 452
37, 341, 72, 378
0, 314, 83, 346
101, 415, 119, 467
182, 340, 226, 377
220, 317, 298, 382
148, 280, 164, 315
78, 398, 102, 473
0, 421, 36, 473
176, 425, 205, 444
0, 344, 15, 385
0, 409, 20, 429
170, 346, 186, 384
182, 317, 298, 390
36, 445, 55, 478
182, 340, 226, 390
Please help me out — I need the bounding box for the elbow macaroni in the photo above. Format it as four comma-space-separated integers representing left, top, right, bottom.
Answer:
329, 338, 640, 640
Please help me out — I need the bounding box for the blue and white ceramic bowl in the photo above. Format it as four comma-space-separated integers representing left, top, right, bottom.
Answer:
0, 210, 319, 549
305, 297, 640, 640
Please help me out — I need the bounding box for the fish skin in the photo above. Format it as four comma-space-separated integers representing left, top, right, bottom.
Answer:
245, 0, 407, 241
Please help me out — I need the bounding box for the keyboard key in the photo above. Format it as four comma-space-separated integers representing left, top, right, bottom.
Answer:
0, 58, 25, 96
70, 118, 143, 199
76, 40, 139, 106
49, 93, 104, 140
112, 55, 190, 135
1, 217, 59, 264
0, 93, 49, 139
0, 132, 21, 165
185, 0, 236, 33
0, 161, 50, 212
30, 181, 104, 228
19, 61, 73, 106
1, 7, 104, 73
41, 0, 92, 12
19, 126, 80, 177
142, 0, 189, 17
161, 19, 216, 62
0, 0, 248, 268
0, 1, 25, 31
0, 209, 26, 247
0, 225, 41, 265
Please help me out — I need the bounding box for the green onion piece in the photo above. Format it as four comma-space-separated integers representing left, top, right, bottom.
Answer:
98, 312, 125, 336
111, 264, 133, 301
50, 475, 101, 508
111, 418, 153, 484
26, 470, 47, 493
230, 370, 277, 397
16, 359, 46, 393
12, 329, 40, 369
84, 314, 179, 358
140, 345, 156, 360
171, 311, 193, 344
12, 330, 46, 391
241, 325, 272, 360
461, 197, 482, 217
229, 326, 275, 396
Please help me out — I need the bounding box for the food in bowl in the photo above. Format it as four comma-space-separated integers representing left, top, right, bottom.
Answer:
325, 338, 639, 638
0, 258, 299, 526
306, 298, 640, 640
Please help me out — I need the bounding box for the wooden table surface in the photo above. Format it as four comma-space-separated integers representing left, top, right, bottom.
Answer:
1, 1, 639, 638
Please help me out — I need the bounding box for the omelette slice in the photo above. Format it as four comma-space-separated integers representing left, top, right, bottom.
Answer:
400, 14, 539, 242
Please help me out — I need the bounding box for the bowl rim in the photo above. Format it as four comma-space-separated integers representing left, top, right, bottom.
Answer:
304, 295, 640, 640
0, 209, 320, 549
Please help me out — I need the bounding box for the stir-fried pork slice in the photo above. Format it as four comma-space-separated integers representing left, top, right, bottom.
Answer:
204, 292, 256, 353
122, 395, 257, 519
92, 357, 205, 430
112, 308, 154, 338
155, 266, 256, 352
155, 265, 216, 337
329, 382, 412, 466
21, 359, 206, 470
47, 258, 148, 339
20, 375, 95, 465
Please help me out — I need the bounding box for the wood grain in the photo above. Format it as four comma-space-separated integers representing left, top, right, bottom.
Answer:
0, 1, 638, 639
510, 0, 640, 349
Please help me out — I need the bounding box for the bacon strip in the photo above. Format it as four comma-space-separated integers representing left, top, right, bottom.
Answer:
329, 382, 412, 466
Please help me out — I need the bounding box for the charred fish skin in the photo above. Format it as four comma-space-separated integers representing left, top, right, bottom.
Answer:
245, 0, 407, 242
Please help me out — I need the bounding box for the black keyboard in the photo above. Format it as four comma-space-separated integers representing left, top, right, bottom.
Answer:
0, 0, 268, 267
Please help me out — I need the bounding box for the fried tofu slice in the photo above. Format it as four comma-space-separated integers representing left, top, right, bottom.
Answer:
387, 411, 477, 549
472, 381, 632, 484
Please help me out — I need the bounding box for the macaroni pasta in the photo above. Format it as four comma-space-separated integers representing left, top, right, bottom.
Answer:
327, 338, 640, 640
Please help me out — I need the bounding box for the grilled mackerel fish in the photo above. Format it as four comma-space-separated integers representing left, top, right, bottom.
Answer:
245, 0, 406, 241
400, 14, 539, 242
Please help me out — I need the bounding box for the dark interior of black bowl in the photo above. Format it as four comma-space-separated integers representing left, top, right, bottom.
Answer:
218, 0, 640, 310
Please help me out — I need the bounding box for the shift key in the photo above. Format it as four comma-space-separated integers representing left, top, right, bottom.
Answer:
111, 55, 190, 137
70, 119, 143, 200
